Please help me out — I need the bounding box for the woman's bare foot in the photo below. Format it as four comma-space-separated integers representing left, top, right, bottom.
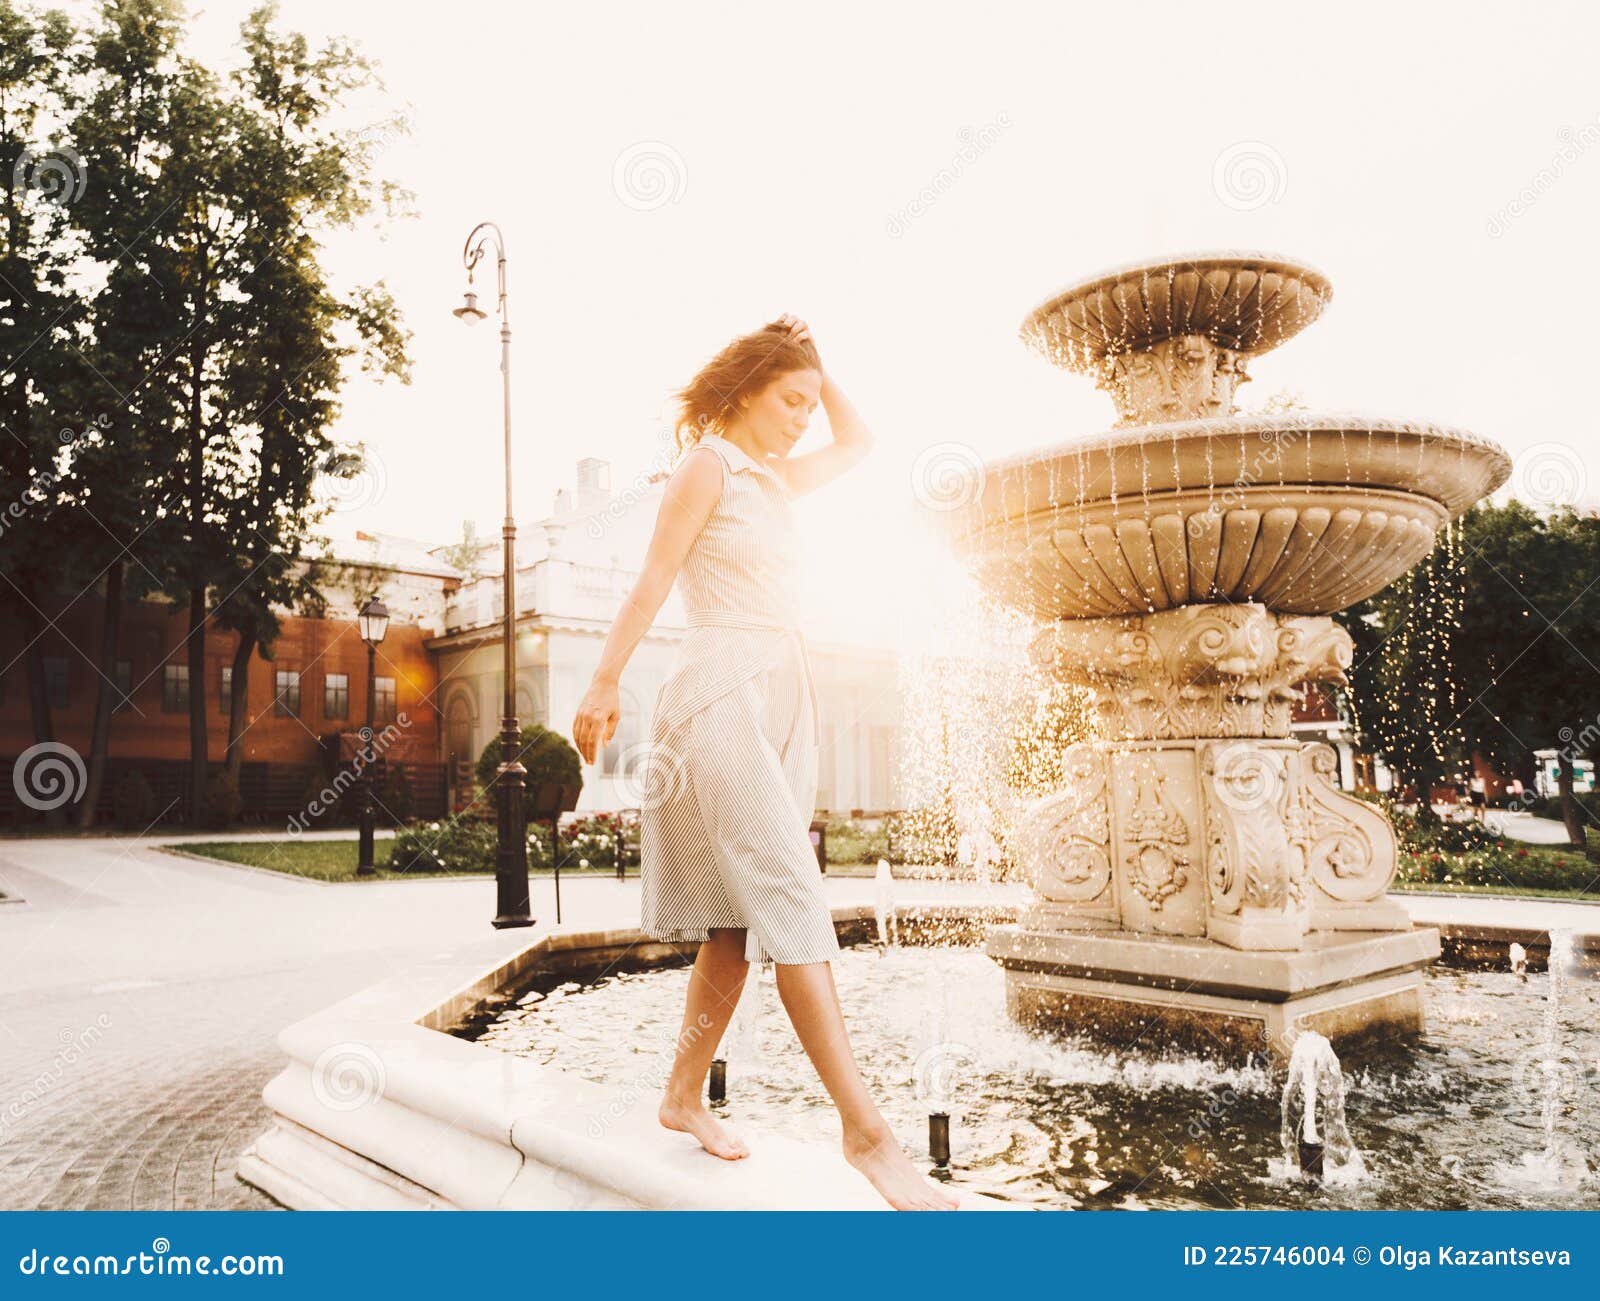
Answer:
843, 1125, 961, 1209
659, 1096, 750, 1160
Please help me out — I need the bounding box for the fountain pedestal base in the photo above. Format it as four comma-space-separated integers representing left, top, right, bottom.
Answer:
987, 924, 1439, 1057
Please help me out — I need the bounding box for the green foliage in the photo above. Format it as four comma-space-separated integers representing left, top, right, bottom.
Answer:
476, 725, 583, 795
1452, 503, 1600, 764
387, 810, 638, 874
1338, 536, 1465, 804
1389, 805, 1595, 892
0, 0, 415, 804
1340, 501, 1600, 848
386, 815, 498, 875
548, 811, 639, 870
112, 770, 156, 829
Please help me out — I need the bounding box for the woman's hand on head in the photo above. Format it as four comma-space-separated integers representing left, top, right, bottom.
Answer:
572, 678, 620, 766
777, 312, 814, 351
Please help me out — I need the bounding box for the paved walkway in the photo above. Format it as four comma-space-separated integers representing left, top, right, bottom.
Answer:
0, 833, 1592, 1211
1483, 811, 1585, 845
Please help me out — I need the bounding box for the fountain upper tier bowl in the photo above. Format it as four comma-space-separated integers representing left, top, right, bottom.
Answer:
1020, 252, 1333, 372
941, 414, 1511, 620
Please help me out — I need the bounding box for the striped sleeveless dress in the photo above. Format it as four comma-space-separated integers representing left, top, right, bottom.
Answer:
638, 433, 839, 965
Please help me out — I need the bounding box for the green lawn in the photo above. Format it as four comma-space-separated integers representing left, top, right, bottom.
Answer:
180, 839, 638, 883
1394, 880, 1598, 902
179, 838, 887, 883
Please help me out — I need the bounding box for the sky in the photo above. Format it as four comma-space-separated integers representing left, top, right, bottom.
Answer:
144, 0, 1600, 647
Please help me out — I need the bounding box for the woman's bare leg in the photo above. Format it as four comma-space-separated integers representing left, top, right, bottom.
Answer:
658, 927, 752, 1159
774, 961, 960, 1210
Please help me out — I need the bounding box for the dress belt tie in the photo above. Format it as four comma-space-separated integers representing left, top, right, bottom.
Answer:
686, 610, 801, 632
676, 610, 820, 748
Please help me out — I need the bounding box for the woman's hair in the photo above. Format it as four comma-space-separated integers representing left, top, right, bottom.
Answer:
671, 318, 822, 453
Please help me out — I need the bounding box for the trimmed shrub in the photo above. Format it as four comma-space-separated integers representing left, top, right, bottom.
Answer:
476, 724, 582, 796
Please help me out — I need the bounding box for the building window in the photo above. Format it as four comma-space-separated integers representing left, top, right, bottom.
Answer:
220, 665, 232, 714
114, 660, 133, 713
162, 664, 189, 713
324, 672, 349, 721
274, 669, 301, 718
43, 657, 69, 711
374, 676, 397, 724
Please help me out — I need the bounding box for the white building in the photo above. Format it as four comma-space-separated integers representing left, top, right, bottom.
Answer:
425, 456, 904, 815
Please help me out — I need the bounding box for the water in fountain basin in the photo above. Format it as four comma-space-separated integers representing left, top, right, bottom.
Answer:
1278, 1032, 1364, 1187
1493, 929, 1591, 1194
470, 945, 1600, 1209
874, 858, 898, 947
722, 957, 766, 1073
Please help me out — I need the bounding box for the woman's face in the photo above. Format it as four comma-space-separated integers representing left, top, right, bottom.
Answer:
734, 368, 821, 457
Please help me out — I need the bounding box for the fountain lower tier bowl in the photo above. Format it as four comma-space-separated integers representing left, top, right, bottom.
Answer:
944, 415, 1511, 619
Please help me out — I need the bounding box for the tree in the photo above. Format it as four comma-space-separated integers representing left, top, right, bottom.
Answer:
67, 0, 189, 825
0, 0, 90, 798
1339, 532, 1467, 822
62, 0, 411, 819
1452, 502, 1600, 851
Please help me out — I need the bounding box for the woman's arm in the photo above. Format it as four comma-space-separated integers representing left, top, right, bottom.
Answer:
571, 447, 722, 763
770, 319, 874, 498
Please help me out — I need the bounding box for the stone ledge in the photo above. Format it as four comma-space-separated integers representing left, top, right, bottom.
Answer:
986, 924, 1440, 1001
238, 902, 1020, 1211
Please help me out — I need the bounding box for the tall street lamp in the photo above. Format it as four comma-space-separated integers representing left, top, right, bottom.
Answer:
455, 221, 533, 928
355, 596, 390, 876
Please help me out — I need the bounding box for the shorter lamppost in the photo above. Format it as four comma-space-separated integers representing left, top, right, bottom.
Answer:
355, 596, 390, 876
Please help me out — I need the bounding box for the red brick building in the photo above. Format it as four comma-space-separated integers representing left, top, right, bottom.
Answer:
1, 536, 454, 826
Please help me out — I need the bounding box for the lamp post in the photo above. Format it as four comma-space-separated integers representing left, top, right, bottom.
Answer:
455, 221, 533, 928
355, 596, 389, 876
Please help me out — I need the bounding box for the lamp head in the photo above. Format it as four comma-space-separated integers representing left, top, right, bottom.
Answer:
357, 596, 390, 646
453, 290, 487, 324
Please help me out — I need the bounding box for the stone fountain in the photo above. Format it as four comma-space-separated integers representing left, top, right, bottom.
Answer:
939, 252, 1511, 1055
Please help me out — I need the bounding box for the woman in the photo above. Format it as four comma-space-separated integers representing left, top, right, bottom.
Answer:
572, 315, 959, 1211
